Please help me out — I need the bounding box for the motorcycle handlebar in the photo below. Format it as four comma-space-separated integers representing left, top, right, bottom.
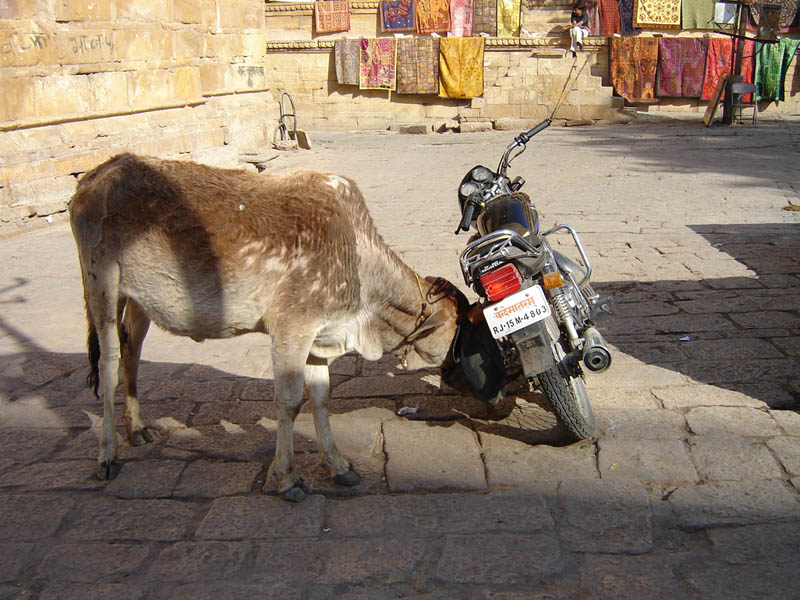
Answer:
515, 118, 552, 145
455, 193, 480, 234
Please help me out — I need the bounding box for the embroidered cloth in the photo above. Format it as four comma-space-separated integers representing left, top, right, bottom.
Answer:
381, 0, 415, 31
700, 37, 755, 101
397, 36, 440, 94
439, 37, 485, 98
359, 37, 398, 90
334, 38, 360, 85
415, 0, 451, 33
618, 0, 641, 34
472, 0, 497, 35
755, 38, 800, 100
449, 0, 474, 35
749, 0, 800, 32
497, 0, 521, 36
633, 0, 681, 29
656, 37, 706, 97
599, 0, 621, 34
314, 0, 351, 33
585, 0, 602, 35
610, 36, 658, 102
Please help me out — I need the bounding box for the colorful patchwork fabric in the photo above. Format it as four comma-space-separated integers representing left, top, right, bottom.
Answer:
439, 37, 485, 98
656, 37, 706, 97
334, 38, 361, 85
497, 0, 521, 37
397, 36, 440, 94
381, 0, 415, 32
472, 0, 497, 35
700, 37, 755, 101
314, 0, 351, 33
610, 36, 658, 102
359, 37, 398, 90
449, 0, 474, 36
633, 0, 681, 29
415, 0, 451, 34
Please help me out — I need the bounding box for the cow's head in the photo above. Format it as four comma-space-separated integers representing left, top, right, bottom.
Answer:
396, 276, 469, 370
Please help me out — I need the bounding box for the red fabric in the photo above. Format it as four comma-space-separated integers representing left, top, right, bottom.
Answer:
599, 0, 621, 34
701, 37, 755, 102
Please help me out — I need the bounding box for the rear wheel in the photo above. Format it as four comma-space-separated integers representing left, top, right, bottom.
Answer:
538, 352, 596, 441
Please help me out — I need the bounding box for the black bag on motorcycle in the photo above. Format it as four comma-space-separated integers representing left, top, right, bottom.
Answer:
440, 312, 507, 406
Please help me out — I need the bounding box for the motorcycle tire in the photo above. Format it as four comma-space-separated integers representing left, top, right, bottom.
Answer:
538, 365, 596, 441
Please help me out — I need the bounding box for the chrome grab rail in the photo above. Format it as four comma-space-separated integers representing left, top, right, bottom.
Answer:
540, 224, 592, 289
458, 229, 542, 287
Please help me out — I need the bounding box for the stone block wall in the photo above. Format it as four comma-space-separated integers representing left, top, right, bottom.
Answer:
0, 0, 278, 229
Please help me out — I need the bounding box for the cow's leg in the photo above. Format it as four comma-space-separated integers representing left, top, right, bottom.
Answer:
87, 263, 123, 479
120, 299, 153, 446
266, 329, 315, 502
305, 355, 361, 487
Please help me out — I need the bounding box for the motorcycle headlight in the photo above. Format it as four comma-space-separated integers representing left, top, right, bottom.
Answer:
471, 166, 493, 183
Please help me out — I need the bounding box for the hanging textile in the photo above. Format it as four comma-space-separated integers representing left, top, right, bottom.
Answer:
359, 37, 398, 90
700, 37, 731, 100
439, 37, 485, 98
415, 0, 451, 33
397, 36, 440, 94
681, 0, 715, 30
633, 0, 681, 29
599, 0, 621, 34
618, 0, 641, 34
585, 0, 602, 35
749, 0, 800, 33
314, 0, 351, 33
449, 0, 474, 35
609, 35, 658, 101
497, 0, 521, 36
334, 38, 361, 85
472, 0, 498, 35
381, 0, 415, 32
700, 37, 755, 101
755, 38, 800, 100
656, 37, 707, 97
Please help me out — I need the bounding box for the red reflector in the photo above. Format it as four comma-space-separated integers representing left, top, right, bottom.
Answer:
479, 263, 522, 302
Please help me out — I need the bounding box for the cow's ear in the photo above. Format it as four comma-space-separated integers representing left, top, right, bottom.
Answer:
407, 309, 450, 342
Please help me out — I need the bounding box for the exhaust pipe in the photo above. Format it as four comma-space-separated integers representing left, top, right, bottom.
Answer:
582, 326, 612, 372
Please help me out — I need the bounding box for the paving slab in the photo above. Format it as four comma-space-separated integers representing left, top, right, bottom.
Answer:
669, 480, 800, 529
558, 479, 653, 554
598, 438, 699, 483
689, 436, 784, 481
685, 406, 782, 437
383, 419, 486, 492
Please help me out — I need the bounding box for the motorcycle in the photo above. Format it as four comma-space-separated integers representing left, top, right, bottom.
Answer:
442, 119, 613, 440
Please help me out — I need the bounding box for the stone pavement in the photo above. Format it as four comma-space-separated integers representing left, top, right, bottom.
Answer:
1, 118, 799, 599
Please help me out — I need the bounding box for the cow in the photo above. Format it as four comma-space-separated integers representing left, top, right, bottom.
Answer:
69, 153, 468, 502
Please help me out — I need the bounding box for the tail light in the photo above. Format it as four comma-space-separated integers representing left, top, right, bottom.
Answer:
479, 263, 522, 302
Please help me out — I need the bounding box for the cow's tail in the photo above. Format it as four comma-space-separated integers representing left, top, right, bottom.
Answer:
86, 305, 100, 397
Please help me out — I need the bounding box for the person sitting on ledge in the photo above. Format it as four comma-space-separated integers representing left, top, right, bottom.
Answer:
569, 1, 589, 57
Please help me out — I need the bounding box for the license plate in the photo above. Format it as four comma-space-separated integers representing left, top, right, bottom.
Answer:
483, 285, 551, 339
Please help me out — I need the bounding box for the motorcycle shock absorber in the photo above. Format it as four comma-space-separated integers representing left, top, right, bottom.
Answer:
550, 287, 581, 347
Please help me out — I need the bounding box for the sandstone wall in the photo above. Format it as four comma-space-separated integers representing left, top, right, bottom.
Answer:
0, 0, 278, 228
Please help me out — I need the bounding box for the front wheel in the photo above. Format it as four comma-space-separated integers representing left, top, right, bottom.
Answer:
538, 364, 596, 441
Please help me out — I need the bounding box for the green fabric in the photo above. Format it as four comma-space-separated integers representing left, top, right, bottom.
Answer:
681, 0, 715, 30
755, 38, 800, 101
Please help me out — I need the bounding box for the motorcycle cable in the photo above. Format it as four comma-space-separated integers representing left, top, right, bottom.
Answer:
548, 52, 591, 121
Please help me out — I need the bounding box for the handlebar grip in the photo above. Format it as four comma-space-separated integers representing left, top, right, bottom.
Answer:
456, 202, 476, 234
517, 119, 552, 144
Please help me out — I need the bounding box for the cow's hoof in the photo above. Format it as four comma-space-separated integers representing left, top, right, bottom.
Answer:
96, 460, 120, 481
129, 427, 154, 446
333, 467, 361, 487
282, 479, 310, 503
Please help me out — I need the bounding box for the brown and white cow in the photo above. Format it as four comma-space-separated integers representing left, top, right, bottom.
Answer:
69, 153, 468, 501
